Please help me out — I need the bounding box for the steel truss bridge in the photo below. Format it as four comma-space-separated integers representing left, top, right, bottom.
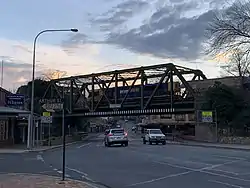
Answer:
42, 63, 207, 117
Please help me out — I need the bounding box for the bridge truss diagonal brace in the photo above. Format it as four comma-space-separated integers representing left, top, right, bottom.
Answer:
93, 74, 115, 111
42, 81, 62, 100
143, 69, 170, 109
120, 70, 141, 107
72, 79, 90, 111
172, 66, 195, 97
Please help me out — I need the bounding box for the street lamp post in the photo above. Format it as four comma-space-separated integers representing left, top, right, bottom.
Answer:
28, 29, 78, 149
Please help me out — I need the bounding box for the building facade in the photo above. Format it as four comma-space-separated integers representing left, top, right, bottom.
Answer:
0, 88, 13, 146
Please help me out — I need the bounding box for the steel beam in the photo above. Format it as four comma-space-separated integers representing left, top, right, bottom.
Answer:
51, 63, 202, 82
41, 63, 207, 116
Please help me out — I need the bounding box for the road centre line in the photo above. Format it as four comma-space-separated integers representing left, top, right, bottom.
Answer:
127, 157, 248, 187
126, 170, 192, 187
163, 156, 212, 166
155, 160, 250, 182
207, 168, 239, 175
77, 143, 91, 149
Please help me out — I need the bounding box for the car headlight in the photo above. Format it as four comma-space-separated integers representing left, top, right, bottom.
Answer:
161, 136, 166, 139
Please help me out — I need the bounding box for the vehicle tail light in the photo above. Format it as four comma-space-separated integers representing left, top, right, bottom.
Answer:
108, 133, 113, 136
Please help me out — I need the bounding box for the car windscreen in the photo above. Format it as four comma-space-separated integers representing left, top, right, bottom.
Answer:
149, 130, 162, 134
111, 129, 124, 134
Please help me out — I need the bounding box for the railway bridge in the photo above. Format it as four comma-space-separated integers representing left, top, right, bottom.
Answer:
41, 63, 207, 117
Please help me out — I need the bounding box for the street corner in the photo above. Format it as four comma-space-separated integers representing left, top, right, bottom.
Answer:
0, 173, 98, 188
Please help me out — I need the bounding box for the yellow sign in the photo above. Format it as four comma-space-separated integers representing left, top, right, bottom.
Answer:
43, 112, 51, 117
202, 111, 212, 117
201, 111, 213, 122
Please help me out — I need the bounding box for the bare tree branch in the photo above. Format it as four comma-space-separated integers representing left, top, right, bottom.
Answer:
206, 0, 250, 56
41, 69, 67, 81
220, 49, 250, 77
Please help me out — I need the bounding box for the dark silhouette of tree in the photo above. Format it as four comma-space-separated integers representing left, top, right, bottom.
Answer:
203, 82, 250, 133
207, 1, 250, 56
221, 50, 250, 77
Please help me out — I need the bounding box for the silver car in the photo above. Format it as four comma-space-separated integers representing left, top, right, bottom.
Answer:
104, 128, 128, 147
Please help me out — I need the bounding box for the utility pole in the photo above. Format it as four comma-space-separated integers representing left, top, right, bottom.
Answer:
62, 85, 66, 181
1, 60, 3, 88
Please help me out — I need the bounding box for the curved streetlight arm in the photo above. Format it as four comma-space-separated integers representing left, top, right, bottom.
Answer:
28, 28, 78, 149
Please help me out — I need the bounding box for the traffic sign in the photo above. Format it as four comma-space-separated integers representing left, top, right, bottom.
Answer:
42, 103, 63, 111
6, 94, 25, 108
201, 111, 213, 122
109, 104, 121, 108
40, 98, 64, 111
42, 112, 51, 117
39, 98, 63, 104
41, 116, 52, 123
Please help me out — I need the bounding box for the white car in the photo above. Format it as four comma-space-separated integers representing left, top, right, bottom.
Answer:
143, 129, 166, 145
104, 128, 128, 147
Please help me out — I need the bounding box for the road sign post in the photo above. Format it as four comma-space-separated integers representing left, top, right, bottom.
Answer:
199, 110, 218, 142
41, 112, 52, 146
40, 97, 66, 180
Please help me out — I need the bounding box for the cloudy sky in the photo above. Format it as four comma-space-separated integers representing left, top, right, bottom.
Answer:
0, 0, 233, 90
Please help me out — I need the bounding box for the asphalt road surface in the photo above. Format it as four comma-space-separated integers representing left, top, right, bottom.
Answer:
38, 134, 250, 188
1, 124, 250, 188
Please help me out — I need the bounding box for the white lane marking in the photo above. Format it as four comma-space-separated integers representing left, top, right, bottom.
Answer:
208, 168, 239, 175
54, 170, 70, 177
77, 143, 91, 148
209, 180, 245, 188
128, 159, 247, 187
36, 155, 45, 163
82, 176, 95, 181
38, 170, 56, 174
164, 156, 211, 166
53, 168, 58, 171
127, 171, 191, 187
213, 155, 247, 161
66, 167, 88, 176
157, 160, 250, 182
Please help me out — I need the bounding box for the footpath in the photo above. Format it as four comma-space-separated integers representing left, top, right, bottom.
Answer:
0, 133, 100, 154
0, 174, 95, 188
169, 140, 250, 151
133, 132, 250, 151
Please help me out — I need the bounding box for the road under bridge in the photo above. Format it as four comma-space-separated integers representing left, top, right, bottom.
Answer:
41, 63, 207, 117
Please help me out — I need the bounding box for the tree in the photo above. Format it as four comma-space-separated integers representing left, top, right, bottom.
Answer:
16, 79, 50, 113
220, 50, 250, 78
42, 69, 67, 81
203, 81, 250, 132
207, 0, 250, 57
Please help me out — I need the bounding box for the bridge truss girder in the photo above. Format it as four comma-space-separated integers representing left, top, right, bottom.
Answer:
42, 63, 207, 116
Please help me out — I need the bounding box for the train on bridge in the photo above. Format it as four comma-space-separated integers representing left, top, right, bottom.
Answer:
89, 82, 181, 102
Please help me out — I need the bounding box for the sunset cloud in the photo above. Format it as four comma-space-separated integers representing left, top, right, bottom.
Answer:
0, 38, 104, 89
